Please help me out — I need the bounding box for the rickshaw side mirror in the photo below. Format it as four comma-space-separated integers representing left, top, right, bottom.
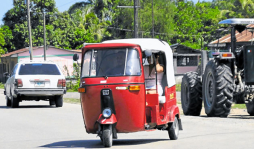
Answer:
73, 54, 79, 61
144, 50, 152, 57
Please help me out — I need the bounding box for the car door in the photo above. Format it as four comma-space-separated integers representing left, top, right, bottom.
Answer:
6, 64, 18, 97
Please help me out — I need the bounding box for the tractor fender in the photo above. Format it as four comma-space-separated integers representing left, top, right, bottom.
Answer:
97, 114, 117, 125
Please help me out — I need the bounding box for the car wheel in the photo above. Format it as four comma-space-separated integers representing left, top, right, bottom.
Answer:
168, 117, 179, 140
6, 95, 11, 107
49, 99, 56, 106
11, 94, 19, 108
246, 100, 254, 116
55, 95, 63, 107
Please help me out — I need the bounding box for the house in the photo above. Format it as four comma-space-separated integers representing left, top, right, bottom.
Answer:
208, 24, 254, 52
171, 43, 201, 75
0, 46, 81, 83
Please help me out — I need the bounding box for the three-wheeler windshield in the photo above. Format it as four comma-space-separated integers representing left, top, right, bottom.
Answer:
82, 48, 141, 77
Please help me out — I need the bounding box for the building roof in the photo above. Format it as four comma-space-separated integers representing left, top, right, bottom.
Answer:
210, 24, 254, 45
1, 46, 81, 57
1, 47, 30, 57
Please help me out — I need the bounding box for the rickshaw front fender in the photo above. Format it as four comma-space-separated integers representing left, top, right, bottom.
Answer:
97, 114, 117, 125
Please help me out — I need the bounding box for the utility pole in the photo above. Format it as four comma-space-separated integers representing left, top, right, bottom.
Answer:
26, 0, 33, 60
134, 0, 139, 38
117, 1, 140, 38
43, 12, 46, 61
152, 0, 154, 38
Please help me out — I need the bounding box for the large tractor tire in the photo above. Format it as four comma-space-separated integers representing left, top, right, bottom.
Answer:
181, 72, 202, 116
102, 125, 113, 147
246, 100, 254, 116
203, 60, 234, 117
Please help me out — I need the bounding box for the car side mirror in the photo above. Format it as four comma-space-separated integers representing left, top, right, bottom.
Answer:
3, 72, 10, 78
3, 72, 9, 76
73, 54, 79, 61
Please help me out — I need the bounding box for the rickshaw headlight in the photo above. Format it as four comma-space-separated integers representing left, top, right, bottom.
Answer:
102, 108, 112, 118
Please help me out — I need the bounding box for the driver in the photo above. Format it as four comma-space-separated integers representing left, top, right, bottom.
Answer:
107, 51, 125, 75
145, 54, 164, 95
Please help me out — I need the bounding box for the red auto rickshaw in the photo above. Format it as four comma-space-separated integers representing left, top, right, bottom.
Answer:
73, 38, 183, 147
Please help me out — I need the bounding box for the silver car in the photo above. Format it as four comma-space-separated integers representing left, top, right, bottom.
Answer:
4, 61, 66, 108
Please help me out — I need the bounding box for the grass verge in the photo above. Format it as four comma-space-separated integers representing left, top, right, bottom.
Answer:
64, 98, 80, 104
231, 104, 246, 109
0, 83, 4, 89
67, 89, 77, 92
176, 83, 181, 92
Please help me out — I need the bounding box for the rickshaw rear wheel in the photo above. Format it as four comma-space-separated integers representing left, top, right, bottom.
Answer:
102, 125, 113, 147
168, 117, 179, 140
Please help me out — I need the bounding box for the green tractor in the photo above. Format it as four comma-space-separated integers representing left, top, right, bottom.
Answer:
181, 18, 254, 117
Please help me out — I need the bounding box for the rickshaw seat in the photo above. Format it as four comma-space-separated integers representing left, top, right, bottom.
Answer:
159, 96, 166, 104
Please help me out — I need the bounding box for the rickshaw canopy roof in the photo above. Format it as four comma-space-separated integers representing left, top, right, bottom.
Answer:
102, 38, 171, 53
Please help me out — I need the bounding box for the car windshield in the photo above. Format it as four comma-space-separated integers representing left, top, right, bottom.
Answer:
82, 48, 141, 77
19, 64, 61, 75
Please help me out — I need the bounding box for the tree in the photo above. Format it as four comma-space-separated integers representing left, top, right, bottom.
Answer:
0, 27, 5, 55
110, 0, 175, 40
173, 1, 221, 49
3, 0, 57, 51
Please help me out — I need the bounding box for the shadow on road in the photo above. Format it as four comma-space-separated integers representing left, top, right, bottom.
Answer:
0, 105, 55, 109
198, 115, 254, 119
40, 139, 168, 148
228, 115, 254, 119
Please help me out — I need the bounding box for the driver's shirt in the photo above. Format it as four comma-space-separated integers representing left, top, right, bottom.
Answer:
144, 65, 163, 95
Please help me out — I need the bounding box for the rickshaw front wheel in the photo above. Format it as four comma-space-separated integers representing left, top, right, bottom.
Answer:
102, 125, 113, 147
168, 117, 179, 140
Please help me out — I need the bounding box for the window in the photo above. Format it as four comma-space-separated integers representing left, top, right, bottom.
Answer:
11, 64, 18, 76
19, 64, 61, 75
82, 48, 141, 77
177, 56, 198, 66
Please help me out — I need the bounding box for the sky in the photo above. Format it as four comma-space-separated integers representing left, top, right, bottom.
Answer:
0, 0, 85, 25
0, 0, 211, 25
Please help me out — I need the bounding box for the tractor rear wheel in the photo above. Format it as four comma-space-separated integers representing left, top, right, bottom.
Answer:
181, 72, 202, 116
246, 100, 254, 116
203, 60, 233, 117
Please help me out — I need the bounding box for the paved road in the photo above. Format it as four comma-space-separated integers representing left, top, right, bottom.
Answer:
1, 90, 254, 149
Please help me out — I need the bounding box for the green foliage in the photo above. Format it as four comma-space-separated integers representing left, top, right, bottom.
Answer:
173, 1, 221, 49
231, 104, 246, 109
110, 0, 175, 40
4, 0, 254, 54
64, 62, 80, 92
0, 83, 4, 89
0, 27, 5, 55
176, 83, 181, 92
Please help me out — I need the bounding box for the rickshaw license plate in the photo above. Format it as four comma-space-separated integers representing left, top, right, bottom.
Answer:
34, 81, 45, 87
103, 90, 109, 95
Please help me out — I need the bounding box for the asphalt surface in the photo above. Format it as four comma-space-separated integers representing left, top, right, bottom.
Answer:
1, 89, 254, 149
